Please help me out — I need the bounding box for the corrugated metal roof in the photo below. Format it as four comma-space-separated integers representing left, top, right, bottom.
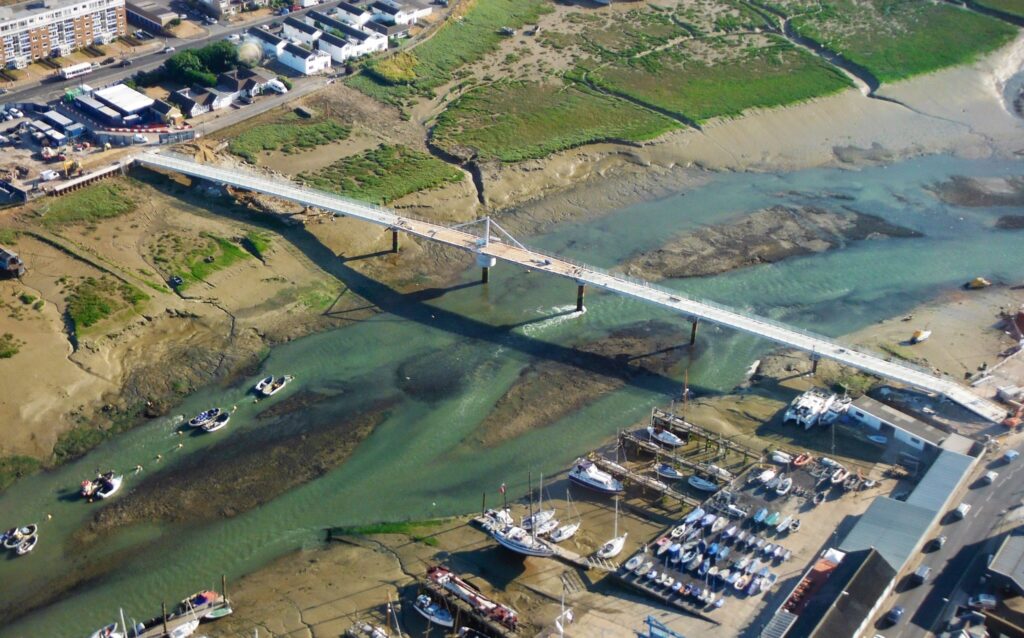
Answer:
839, 497, 934, 571
761, 611, 798, 638
906, 449, 973, 513
990, 534, 1024, 592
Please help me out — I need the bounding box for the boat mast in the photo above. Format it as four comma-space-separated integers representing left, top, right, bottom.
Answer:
119, 608, 128, 638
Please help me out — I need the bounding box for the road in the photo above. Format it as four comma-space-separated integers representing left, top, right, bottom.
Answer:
0, 2, 340, 106
878, 437, 1024, 637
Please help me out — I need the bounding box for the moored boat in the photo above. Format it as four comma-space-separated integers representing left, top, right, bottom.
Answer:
492, 525, 554, 557
253, 375, 273, 394
260, 375, 293, 397
765, 511, 781, 527
413, 594, 454, 627
831, 467, 850, 485
81, 471, 122, 500
688, 475, 718, 492
187, 407, 221, 428
201, 411, 231, 433
776, 477, 793, 497
790, 519, 801, 533
647, 425, 684, 447
16, 534, 37, 555
550, 521, 580, 543
88, 623, 125, 638
770, 450, 793, 465
910, 329, 931, 344
655, 463, 685, 481
792, 453, 812, 467
568, 458, 624, 494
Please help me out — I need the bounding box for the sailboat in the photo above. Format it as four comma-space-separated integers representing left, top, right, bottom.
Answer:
550, 490, 581, 543
492, 472, 554, 557
596, 499, 627, 559
522, 474, 556, 531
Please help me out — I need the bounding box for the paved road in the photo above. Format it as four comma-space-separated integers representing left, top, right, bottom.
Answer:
1, 2, 339, 106
877, 438, 1024, 637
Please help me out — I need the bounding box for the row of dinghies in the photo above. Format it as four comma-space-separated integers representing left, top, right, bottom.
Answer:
186, 375, 294, 433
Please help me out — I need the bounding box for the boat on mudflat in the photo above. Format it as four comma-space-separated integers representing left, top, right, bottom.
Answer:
831, 467, 850, 485
568, 458, 624, 494
688, 475, 718, 492
647, 425, 684, 447
493, 525, 554, 557
413, 594, 454, 627
655, 463, 686, 481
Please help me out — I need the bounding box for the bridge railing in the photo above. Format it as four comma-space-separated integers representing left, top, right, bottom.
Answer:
141, 152, 943, 383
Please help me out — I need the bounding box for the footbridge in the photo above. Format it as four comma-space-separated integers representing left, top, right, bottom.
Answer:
135, 151, 1007, 423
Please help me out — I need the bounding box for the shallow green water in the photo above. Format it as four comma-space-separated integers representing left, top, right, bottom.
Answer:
2, 154, 1023, 636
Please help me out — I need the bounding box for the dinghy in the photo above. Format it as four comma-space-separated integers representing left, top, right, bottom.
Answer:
789, 519, 801, 534
734, 574, 750, 591
793, 453, 812, 467
776, 476, 793, 497
253, 376, 273, 394
753, 508, 767, 524
624, 554, 644, 572
765, 511, 781, 527
16, 534, 37, 555
775, 515, 793, 535
830, 467, 850, 485
188, 407, 221, 428
202, 411, 230, 433
813, 491, 826, 505
670, 524, 687, 539
81, 471, 122, 500
771, 451, 793, 465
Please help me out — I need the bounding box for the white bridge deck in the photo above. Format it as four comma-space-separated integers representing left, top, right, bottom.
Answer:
136, 151, 1007, 424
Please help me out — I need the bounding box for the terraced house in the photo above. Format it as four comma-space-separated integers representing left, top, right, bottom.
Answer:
0, 0, 126, 69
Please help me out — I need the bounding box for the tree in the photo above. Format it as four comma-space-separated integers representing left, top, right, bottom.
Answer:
195, 41, 239, 74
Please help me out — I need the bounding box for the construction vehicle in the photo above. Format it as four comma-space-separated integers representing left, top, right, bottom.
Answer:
63, 158, 82, 178
40, 146, 68, 163
1003, 404, 1023, 429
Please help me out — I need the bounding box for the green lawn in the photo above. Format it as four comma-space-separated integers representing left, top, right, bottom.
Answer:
178, 234, 249, 286
589, 35, 852, 123
783, 0, 1018, 82
973, 0, 1024, 18
65, 276, 148, 331
227, 114, 351, 163
431, 81, 681, 162
349, 0, 551, 104
299, 145, 464, 204
38, 182, 136, 224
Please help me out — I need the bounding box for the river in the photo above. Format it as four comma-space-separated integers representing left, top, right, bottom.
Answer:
1, 153, 1023, 636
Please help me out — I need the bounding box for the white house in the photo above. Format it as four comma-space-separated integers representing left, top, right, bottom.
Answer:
317, 28, 386, 63
279, 42, 332, 75
336, 1, 371, 26
847, 395, 944, 452
282, 16, 322, 45
249, 27, 287, 58
370, 0, 431, 25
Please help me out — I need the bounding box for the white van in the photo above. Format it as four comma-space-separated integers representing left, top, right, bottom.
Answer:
953, 502, 972, 520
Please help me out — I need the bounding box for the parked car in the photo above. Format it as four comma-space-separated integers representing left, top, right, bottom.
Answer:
910, 565, 931, 586
952, 502, 972, 520
928, 535, 947, 551
9, 108, 23, 118
163, 46, 176, 53
119, 59, 133, 67
40, 170, 60, 182
983, 470, 999, 485
169, 275, 184, 287
885, 606, 905, 625
1004, 450, 1019, 464
226, 33, 241, 42
968, 594, 997, 610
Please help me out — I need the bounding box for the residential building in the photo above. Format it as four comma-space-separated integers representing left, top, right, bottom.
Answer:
304, 9, 350, 35
369, 0, 430, 25
363, 19, 408, 40
249, 26, 286, 58
315, 21, 385, 62
336, 1, 371, 26
217, 67, 273, 97
150, 98, 182, 125
197, 0, 232, 18
278, 41, 331, 75
125, 0, 175, 33
0, 0, 127, 69
282, 16, 321, 45
172, 86, 234, 117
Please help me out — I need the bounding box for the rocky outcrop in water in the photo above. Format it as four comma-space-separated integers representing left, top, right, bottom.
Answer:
929, 176, 1024, 208
622, 205, 921, 280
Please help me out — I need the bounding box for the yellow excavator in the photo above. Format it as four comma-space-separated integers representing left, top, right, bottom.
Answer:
63, 158, 82, 178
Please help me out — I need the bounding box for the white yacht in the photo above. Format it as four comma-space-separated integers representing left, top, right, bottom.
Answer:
568, 458, 624, 494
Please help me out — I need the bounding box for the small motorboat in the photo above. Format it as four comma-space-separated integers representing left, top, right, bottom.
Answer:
16, 535, 37, 555
188, 407, 222, 428
202, 411, 231, 433
624, 554, 644, 572
550, 521, 580, 543
688, 475, 718, 492
88, 623, 124, 638
813, 491, 826, 505
771, 450, 793, 465
261, 375, 294, 397
776, 477, 793, 497
679, 548, 698, 564
413, 594, 454, 627
655, 537, 672, 555
735, 530, 747, 544
81, 472, 122, 500
687, 554, 703, 571
734, 574, 750, 591
754, 537, 766, 551
775, 515, 793, 535
205, 605, 234, 620
655, 463, 685, 481
763, 543, 774, 556
789, 519, 801, 533
747, 576, 762, 596
647, 425, 684, 447
708, 565, 719, 580
765, 511, 781, 527
783, 549, 792, 562
753, 508, 767, 524
910, 329, 932, 344
758, 468, 777, 484
792, 453, 812, 467
568, 458, 624, 494
670, 524, 687, 539
718, 546, 731, 563
254, 375, 273, 393
773, 545, 785, 560
710, 517, 727, 534
684, 507, 705, 524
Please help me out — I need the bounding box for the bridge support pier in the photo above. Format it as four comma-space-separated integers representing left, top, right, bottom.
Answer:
481, 267, 489, 284
689, 320, 698, 346
391, 229, 399, 253
811, 356, 820, 376
576, 284, 585, 312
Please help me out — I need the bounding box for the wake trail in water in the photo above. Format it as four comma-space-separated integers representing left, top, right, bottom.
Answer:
517, 304, 587, 337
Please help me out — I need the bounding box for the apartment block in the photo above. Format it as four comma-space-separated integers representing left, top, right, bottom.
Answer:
0, 0, 127, 69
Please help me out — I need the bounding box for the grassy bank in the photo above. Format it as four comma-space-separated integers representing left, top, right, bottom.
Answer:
298, 144, 464, 204
973, 0, 1024, 18
779, 0, 1018, 82
150, 232, 250, 289
588, 35, 852, 123
65, 275, 148, 332
227, 114, 351, 164
330, 518, 448, 546
431, 81, 680, 162
349, 0, 551, 105
37, 182, 136, 225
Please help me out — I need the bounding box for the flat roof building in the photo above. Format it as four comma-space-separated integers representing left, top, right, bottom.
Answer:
0, 0, 127, 69
94, 84, 155, 116
125, 0, 176, 31
848, 395, 948, 450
